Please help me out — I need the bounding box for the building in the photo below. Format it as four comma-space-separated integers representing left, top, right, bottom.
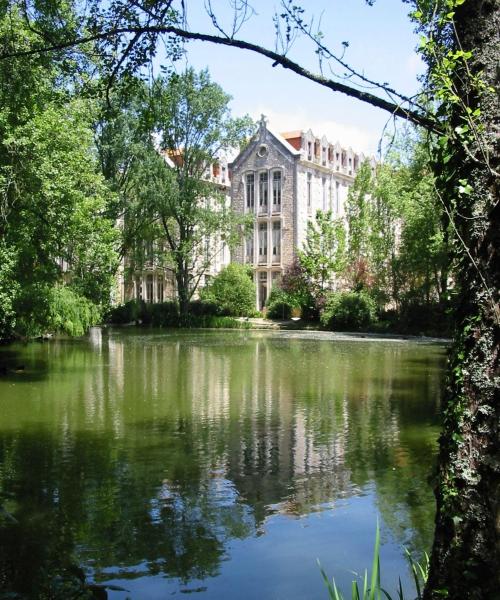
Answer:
230, 116, 375, 310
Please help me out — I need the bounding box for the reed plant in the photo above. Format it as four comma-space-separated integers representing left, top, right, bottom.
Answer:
319, 524, 429, 600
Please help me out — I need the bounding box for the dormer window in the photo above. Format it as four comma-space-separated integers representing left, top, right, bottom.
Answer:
322, 147, 327, 166
307, 142, 313, 161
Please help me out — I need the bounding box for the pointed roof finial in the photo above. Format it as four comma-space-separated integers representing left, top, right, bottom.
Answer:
258, 114, 268, 140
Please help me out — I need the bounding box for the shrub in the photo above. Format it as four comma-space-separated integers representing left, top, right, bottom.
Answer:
107, 299, 141, 324
188, 299, 220, 317
15, 284, 101, 337
108, 300, 179, 326
265, 288, 297, 320
320, 290, 377, 331
141, 301, 179, 326
201, 264, 256, 317
396, 299, 453, 336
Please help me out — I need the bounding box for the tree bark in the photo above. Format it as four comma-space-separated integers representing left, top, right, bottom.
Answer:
424, 1, 500, 598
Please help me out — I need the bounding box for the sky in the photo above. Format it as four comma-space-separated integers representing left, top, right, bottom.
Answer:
164, 1, 425, 156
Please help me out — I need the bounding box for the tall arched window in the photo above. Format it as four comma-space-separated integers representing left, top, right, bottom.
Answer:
272, 171, 282, 212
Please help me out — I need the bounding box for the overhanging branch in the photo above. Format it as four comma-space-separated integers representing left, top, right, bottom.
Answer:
0, 24, 440, 132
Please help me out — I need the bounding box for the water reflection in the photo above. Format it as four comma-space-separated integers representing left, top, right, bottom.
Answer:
0, 329, 446, 598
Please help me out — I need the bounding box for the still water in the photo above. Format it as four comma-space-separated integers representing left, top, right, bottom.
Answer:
0, 328, 446, 599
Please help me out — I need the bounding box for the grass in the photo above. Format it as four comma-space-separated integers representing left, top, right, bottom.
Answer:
319, 523, 429, 600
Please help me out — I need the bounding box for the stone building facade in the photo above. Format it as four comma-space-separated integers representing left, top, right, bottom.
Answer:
230, 116, 375, 309
118, 116, 373, 310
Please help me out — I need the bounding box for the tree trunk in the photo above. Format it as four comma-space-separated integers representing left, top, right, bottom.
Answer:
424, 2, 499, 598
175, 263, 190, 321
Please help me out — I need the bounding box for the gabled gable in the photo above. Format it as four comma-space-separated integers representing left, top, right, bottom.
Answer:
230, 115, 300, 170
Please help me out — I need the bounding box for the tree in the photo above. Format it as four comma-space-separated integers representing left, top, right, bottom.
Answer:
0, 10, 118, 338
343, 137, 451, 309
134, 70, 254, 317
0, 0, 498, 595
298, 210, 346, 300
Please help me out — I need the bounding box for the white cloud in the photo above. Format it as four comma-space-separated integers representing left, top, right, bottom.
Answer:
251, 107, 382, 156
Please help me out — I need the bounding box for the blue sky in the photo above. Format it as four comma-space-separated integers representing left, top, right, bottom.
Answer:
167, 1, 425, 155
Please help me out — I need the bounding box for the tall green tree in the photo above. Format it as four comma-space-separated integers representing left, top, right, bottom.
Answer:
298, 209, 346, 298
140, 70, 254, 317
0, 9, 118, 338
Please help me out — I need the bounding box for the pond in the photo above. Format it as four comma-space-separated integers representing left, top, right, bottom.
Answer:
0, 328, 447, 599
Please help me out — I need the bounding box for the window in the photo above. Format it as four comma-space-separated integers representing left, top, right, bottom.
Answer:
146, 275, 154, 304
259, 271, 267, 281
307, 173, 312, 211
322, 147, 327, 166
314, 140, 320, 158
271, 271, 281, 287
246, 230, 254, 263
322, 177, 327, 211
341, 151, 347, 167
246, 172, 255, 209
272, 171, 282, 211
272, 221, 281, 262
259, 172, 268, 212
258, 222, 268, 261
307, 141, 313, 161
157, 275, 164, 302
328, 147, 333, 162
135, 278, 142, 301
335, 181, 340, 214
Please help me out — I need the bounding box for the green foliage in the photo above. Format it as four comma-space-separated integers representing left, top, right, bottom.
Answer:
0, 10, 118, 339
201, 264, 256, 317
298, 210, 346, 296
343, 134, 451, 314
105, 69, 256, 316
319, 523, 429, 600
346, 161, 374, 266
320, 291, 377, 331
106, 299, 251, 329
108, 300, 179, 326
187, 299, 220, 317
265, 287, 299, 320
14, 285, 101, 338
140, 301, 180, 326
107, 299, 142, 324
279, 258, 316, 316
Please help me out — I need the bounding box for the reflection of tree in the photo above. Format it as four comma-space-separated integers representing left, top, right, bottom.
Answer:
0, 331, 445, 596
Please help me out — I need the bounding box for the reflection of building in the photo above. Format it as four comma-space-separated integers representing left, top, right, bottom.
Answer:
118, 155, 231, 304
230, 116, 376, 309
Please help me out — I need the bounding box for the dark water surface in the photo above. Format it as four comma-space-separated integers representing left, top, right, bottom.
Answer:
0, 328, 446, 599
